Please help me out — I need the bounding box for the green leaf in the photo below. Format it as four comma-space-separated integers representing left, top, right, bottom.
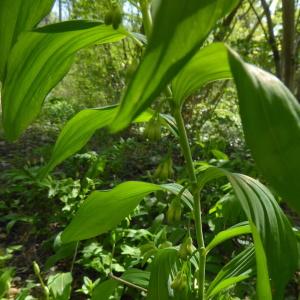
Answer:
249, 221, 272, 299
161, 183, 193, 211
146, 248, 180, 300
206, 223, 251, 253
228, 48, 300, 213
40, 106, 118, 176
45, 242, 77, 270
110, 0, 239, 132
40, 106, 175, 176
0, 268, 14, 298
91, 269, 150, 300
121, 269, 150, 289
172, 43, 231, 106
47, 272, 72, 300
1, 21, 126, 141
198, 167, 298, 299
206, 246, 255, 298
0, 0, 54, 81
91, 279, 119, 300
61, 181, 192, 243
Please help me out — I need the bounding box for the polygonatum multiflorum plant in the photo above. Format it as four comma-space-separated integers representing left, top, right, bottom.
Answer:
0, 0, 299, 299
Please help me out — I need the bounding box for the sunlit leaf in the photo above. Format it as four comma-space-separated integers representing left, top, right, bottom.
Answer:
172, 43, 231, 106
111, 0, 239, 132
91, 279, 119, 300
47, 272, 72, 300
40, 106, 118, 177
0, 268, 14, 298
2, 21, 126, 141
228, 48, 300, 213
61, 181, 193, 243
198, 166, 298, 299
0, 0, 54, 81
146, 248, 180, 300
40, 107, 177, 177
206, 223, 251, 253
207, 246, 255, 298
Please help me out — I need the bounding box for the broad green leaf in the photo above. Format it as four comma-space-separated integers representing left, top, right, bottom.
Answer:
40, 106, 177, 176
91, 279, 119, 300
61, 181, 192, 243
110, 0, 239, 132
206, 246, 255, 298
2, 21, 126, 141
198, 167, 298, 299
228, 48, 300, 213
172, 43, 231, 106
92, 269, 150, 300
47, 272, 72, 300
146, 248, 180, 300
40, 106, 118, 177
249, 221, 272, 299
206, 223, 251, 253
0, 0, 54, 81
121, 269, 150, 289
161, 183, 193, 211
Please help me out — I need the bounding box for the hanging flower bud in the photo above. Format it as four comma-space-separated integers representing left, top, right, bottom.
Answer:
166, 197, 182, 224
171, 271, 188, 291
171, 272, 182, 290
166, 203, 175, 224
144, 115, 161, 141
111, 2, 122, 29
179, 236, 193, 260
154, 156, 174, 180
33, 261, 40, 276
185, 237, 193, 256
104, 11, 113, 25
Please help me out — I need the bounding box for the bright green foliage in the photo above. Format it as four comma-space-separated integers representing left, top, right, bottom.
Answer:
61, 181, 191, 243
172, 43, 232, 107
146, 248, 182, 300
91, 279, 119, 300
40, 105, 118, 176
206, 223, 251, 253
47, 272, 72, 300
0, 268, 14, 298
121, 269, 150, 289
111, 0, 239, 132
198, 167, 298, 299
228, 49, 300, 213
2, 21, 126, 141
92, 269, 150, 300
0, 0, 54, 81
40, 107, 175, 176
1, 0, 299, 299
206, 246, 255, 298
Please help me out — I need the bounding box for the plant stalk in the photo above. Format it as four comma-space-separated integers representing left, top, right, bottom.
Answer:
109, 273, 148, 293
139, 0, 153, 39
173, 108, 206, 300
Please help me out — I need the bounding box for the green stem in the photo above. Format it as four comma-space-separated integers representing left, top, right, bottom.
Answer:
139, 0, 153, 39
173, 108, 206, 300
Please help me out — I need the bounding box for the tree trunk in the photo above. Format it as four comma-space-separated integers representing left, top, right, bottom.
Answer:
59, 0, 63, 21
282, 0, 296, 93
260, 0, 281, 78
